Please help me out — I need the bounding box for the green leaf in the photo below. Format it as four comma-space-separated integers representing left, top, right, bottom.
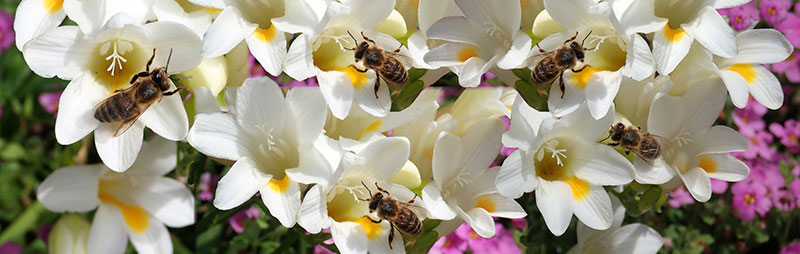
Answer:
407, 219, 441, 254
391, 79, 425, 111
514, 79, 547, 111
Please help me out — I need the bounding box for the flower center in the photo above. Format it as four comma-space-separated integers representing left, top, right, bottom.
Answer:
535, 139, 573, 181
744, 193, 755, 205
253, 124, 298, 177
671, 131, 693, 147
97, 180, 149, 234
769, 7, 776, 15
327, 183, 382, 239
92, 39, 146, 92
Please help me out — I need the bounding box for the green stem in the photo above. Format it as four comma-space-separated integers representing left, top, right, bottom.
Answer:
0, 201, 46, 244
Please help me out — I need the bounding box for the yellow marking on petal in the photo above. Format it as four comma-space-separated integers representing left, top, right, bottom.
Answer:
663, 25, 686, 43
97, 192, 149, 234
204, 8, 222, 15
253, 25, 277, 43
355, 216, 382, 240
726, 64, 757, 84
570, 65, 599, 90
44, 0, 63, 13
340, 65, 370, 89
356, 120, 382, 140
697, 155, 717, 174
267, 176, 291, 194
565, 177, 589, 201
457, 46, 479, 62
475, 196, 496, 213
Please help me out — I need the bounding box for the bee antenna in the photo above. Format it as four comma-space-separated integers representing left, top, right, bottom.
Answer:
581, 31, 592, 46
361, 181, 373, 196
165, 48, 174, 73
348, 30, 358, 45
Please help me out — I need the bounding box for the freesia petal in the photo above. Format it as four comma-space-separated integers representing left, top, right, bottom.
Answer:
22, 25, 92, 80
573, 184, 612, 230
609, 0, 667, 38
582, 71, 623, 120
406, 32, 434, 69
54, 74, 104, 145
692, 126, 748, 154
678, 167, 712, 202
746, 65, 784, 110
287, 136, 341, 187
681, 81, 727, 132
132, 177, 195, 228
623, 35, 655, 81
712, 0, 750, 8
13, 0, 66, 50
423, 42, 479, 68
286, 88, 328, 144
455, 0, 521, 38
188, 113, 250, 161
151, 0, 212, 37
128, 136, 176, 176
317, 69, 355, 120
458, 56, 495, 88
187, 0, 224, 9
283, 34, 317, 81
719, 69, 750, 109
138, 85, 189, 141
482, 193, 527, 218
496, 150, 537, 198
64, 0, 153, 36
297, 185, 327, 233
271, 0, 327, 35
144, 21, 203, 74
558, 103, 614, 142
330, 221, 369, 254
246, 29, 287, 76
338, 0, 395, 31
548, 75, 585, 118
201, 7, 257, 58
536, 179, 575, 236
729, 29, 793, 64
259, 179, 301, 227
126, 216, 171, 254
426, 16, 485, 46
421, 184, 457, 220
682, 6, 737, 58
465, 208, 496, 238
354, 137, 410, 181
88, 204, 128, 254
37, 165, 103, 212
418, 0, 462, 32
503, 95, 553, 151
544, 0, 610, 31
647, 94, 683, 138
704, 154, 749, 182
604, 224, 663, 254
460, 119, 505, 176
353, 77, 391, 118
573, 146, 634, 186
432, 133, 463, 186
95, 122, 145, 172
632, 157, 675, 185
652, 26, 693, 75
236, 77, 287, 133
497, 33, 533, 69
213, 157, 269, 210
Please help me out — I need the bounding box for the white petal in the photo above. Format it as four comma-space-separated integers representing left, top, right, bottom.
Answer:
213, 157, 269, 210
720, 69, 750, 108
681, 81, 727, 132
582, 71, 623, 120
187, 0, 224, 9
88, 204, 128, 254
455, 0, 521, 38
536, 180, 575, 236
604, 224, 663, 254
426, 16, 485, 46
13, 0, 66, 50
353, 137, 410, 180
151, 0, 212, 37
421, 184, 457, 220
423, 42, 477, 68
573, 146, 634, 186
271, 0, 327, 35
503, 95, 552, 151
330, 221, 369, 254
497, 33, 533, 70
678, 167, 712, 202
747, 65, 784, 110
138, 85, 189, 141
259, 179, 301, 227
235, 77, 287, 133
317, 70, 355, 120
126, 216, 171, 254
54, 74, 104, 145
544, 0, 609, 30
652, 26, 693, 75
647, 95, 684, 138
547, 75, 585, 118
712, 0, 750, 8
132, 177, 195, 228
128, 136, 176, 176
353, 77, 391, 118
339, 0, 395, 31
458, 56, 496, 88
464, 208, 496, 238
406, 32, 434, 69
286, 136, 341, 187
64, 0, 153, 35
144, 21, 203, 74
609, 0, 667, 38
682, 6, 737, 58
297, 185, 328, 233
692, 126, 748, 154
95, 122, 145, 172
460, 119, 505, 176
37, 165, 102, 212
632, 157, 675, 185
483, 193, 527, 219
573, 185, 612, 230
623, 35, 655, 81
22, 25, 91, 80
704, 154, 749, 182
187, 113, 249, 161
283, 34, 317, 81
286, 88, 328, 144
432, 133, 463, 186
245, 29, 287, 76
201, 7, 257, 58
496, 150, 537, 198
729, 29, 793, 64
558, 103, 614, 142
418, 0, 462, 32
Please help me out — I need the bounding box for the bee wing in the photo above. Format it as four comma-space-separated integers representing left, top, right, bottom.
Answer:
385, 51, 416, 70
91, 86, 134, 118
522, 51, 553, 68
402, 201, 431, 220
636, 134, 672, 166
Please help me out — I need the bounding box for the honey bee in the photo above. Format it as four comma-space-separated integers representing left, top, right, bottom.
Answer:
360, 181, 427, 249
346, 31, 414, 98
602, 123, 665, 165
92, 48, 184, 137
526, 31, 594, 98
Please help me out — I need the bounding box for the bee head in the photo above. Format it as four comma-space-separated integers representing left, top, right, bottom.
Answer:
368, 192, 383, 212
610, 123, 625, 141
354, 41, 369, 61
152, 68, 171, 91
570, 41, 585, 60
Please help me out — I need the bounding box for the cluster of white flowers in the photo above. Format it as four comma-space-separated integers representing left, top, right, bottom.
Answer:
17, 0, 792, 253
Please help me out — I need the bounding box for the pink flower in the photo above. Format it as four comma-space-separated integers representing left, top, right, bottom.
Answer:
737, 129, 776, 160
274, 77, 320, 87
772, 51, 800, 83
0, 242, 22, 254
732, 181, 771, 221
776, 14, 800, 48
780, 241, 800, 254
769, 120, 800, 153
511, 218, 527, 229
197, 172, 218, 201
431, 228, 468, 254
38, 92, 61, 114
0, 10, 13, 53
733, 99, 768, 134
720, 2, 760, 30
760, 0, 792, 25
750, 161, 786, 193
711, 179, 729, 194
228, 205, 260, 233
771, 189, 795, 211
249, 54, 267, 78
668, 187, 696, 208
313, 245, 336, 254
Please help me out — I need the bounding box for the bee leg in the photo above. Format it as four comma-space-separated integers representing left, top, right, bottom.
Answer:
374, 78, 381, 99
388, 223, 396, 249
535, 43, 545, 53
407, 194, 418, 203
571, 64, 587, 73
363, 215, 382, 224
162, 87, 186, 96
558, 73, 565, 99
146, 48, 156, 72
608, 142, 620, 146
564, 31, 579, 43
130, 71, 148, 84
349, 64, 368, 73
393, 45, 402, 53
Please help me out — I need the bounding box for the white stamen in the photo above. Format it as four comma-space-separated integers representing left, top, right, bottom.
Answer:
541, 139, 568, 166
672, 131, 693, 147
255, 124, 288, 161
103, 41, 130, 76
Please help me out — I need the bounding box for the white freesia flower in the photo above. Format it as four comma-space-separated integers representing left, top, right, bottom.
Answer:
281, 0, 412, 119
201, 0, 289, 76
187, 77, 331, 227
152, 0, 213, 37
423, 0, 532, 87
497, 97, 634, 235
405, 0, 461, 86
37, 137, 195, 254
423, 119, 526, 238
177, 42, 250, 114
49, 214, 90, 254
62, 0, 155, 36
567, 196, 663, 254
539, 0, 657, 119
22, 15, 200, 172
647, 82, 749, 202
297, 136, 418, 254
13, 0, 66, 50
712, 29, 792, 110
614, 75, 672, 127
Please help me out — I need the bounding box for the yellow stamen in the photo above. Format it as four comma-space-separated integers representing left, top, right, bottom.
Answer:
44, 0, 63, 13
267, 176, 292, 194
356, 120, 382, 140
745, 193, 755, 204
97, 192, 149, 234
457, 46, 479, 62
697, 155, 717, 174
253, 25, 277, 43
726, 64, 757, 84
475, 196, 496, 213
565, 177, 589, 201
663, 25, 686, 43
